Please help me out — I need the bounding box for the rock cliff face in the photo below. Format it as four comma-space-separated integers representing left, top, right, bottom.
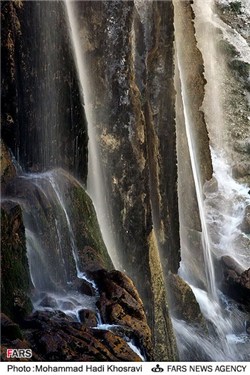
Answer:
1, 268, 152, 362
143, 0, 180, 274
174, 0, 213, 233
71, 0, 179, 360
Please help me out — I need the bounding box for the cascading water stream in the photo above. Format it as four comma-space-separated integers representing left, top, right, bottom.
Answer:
64, 0, 120, 268
5, 170, 99, 321
174, 0, 250, 360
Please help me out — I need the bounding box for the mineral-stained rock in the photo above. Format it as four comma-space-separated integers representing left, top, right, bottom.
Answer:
79, 246, 106, 274
0, 140, 17, 195
1, 201, 32, 321
167, 273, 206, 328
221, 256, 250, 311
5, 169, 113, 291
78, 309, 97, 327
93, 269, 152, 360
71, 0, 179, 360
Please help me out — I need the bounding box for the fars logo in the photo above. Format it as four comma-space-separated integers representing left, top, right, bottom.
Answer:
7, 349, 32, 359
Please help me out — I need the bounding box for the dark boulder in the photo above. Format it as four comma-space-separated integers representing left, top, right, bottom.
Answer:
1, 201, 32, 321
78, 309, 98, 327
221, 256, 250, 311
1, 313, 23, 340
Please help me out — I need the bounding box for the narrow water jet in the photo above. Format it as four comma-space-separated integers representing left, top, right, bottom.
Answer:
65, 0, 120, 268
175, 51, 217, 300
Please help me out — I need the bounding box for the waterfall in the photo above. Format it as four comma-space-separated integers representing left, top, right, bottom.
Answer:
65, 0, 120, 268
174, 0, 250, 361
6, 169, 99, 321
2, 0, 249, 362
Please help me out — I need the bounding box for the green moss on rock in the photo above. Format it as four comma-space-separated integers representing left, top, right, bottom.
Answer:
1, 201, 32, 321
167, 273, 206, 329
52, 169, 114, 272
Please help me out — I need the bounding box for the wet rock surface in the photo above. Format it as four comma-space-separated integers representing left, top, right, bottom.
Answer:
71, 0, 179, 360
214, 0, 250, 184
4, 169, 113, 289
0, 140, 17, 195
93, 270, 152, 360
1, 156, 151, 361
1, 200, 32, 321
167, 273, 206, 328
221, 256, 250, 311
1, 264, 152, 361
232, 162, 250, 180
1, 311, 142, 362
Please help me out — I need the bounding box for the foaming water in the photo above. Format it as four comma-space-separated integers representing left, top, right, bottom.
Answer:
205, 149, 250, 269
33, 291, 98, 322
172, 317, 250, 361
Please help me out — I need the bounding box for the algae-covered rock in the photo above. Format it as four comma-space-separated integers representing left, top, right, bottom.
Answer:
1, 201, 32, 321
5, 169, 113, 292
167, 273, 206, 328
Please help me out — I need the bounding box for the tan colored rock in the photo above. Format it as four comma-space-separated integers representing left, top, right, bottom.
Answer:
0, 141, 17, 195
94, 269, 152, 360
